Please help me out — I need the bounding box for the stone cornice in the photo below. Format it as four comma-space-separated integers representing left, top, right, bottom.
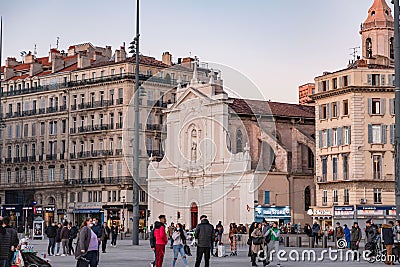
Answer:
311, 86, 394, 101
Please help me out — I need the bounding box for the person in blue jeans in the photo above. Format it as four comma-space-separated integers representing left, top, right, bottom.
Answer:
171, 223, 188, 267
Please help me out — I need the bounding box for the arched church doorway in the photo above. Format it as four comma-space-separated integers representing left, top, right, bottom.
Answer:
190, 203, 198, 229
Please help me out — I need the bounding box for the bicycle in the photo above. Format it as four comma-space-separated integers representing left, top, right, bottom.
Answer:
365, 236, 386, 263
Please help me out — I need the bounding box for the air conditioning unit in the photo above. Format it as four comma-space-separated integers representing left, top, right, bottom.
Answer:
360, 198, 367, 204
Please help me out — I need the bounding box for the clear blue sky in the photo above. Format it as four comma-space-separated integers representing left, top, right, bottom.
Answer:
1, 0, 380, 103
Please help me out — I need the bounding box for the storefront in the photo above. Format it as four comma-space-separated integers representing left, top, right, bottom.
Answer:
309, 208, 332, 230
44, 207, 55, 225
69, 202, 103, 226
254, 206, 291, 225
2, 205, 20, 227
57, 209, 67, 223
333, 206, 355, 227
355, 205, 396, 228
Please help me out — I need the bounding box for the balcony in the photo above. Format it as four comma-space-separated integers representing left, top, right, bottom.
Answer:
38, 108, 45, 114
116, 98, 124, 105
116, 122, 123, 129
21, 156, 28, 163
59, 105, 67, 112
46, 106, 58, 113
70, 150, 114, 159
148, 100, 167, 108
74, 124, 112, 134
5, 158, 12, 164
64, 176, 134, 186
13, 157, 21, 163
39, 155, 43, 161
70, 128, 76, 134
147, 150, 164, 158
146, 124, 162, 131
29, 156, 36, 162
115, 149, 123, 155
46, 154, 57, 161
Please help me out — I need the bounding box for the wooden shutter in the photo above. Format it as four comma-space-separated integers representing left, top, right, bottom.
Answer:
339, 76, 343, 88
319, 105, 322, 119
381, 74, 385, 86
318, 81, 322, 92
327, 103, 331, 119
381, 98, 386, 115
336, 101, 340, 117
326, 80, 330, 90
337, 127, 343, 146
348, 126, 351, 144
382, 124, 387, 144
368, 124, 373, 143
367, 74, 372, 85
390, 98, 395, 115
327, 129, 332, 147
319, 130, 323, 148
347, 75, 351, 86
391, 124, 395, 144
368, 98, 372, 115
389, 74, 394, 86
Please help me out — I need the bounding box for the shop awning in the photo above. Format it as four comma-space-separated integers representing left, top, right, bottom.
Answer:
72, 209, 102, 214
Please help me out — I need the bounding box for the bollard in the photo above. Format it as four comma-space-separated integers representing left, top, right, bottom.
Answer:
323, 236, 328, 248
309, 236, 314, 248
285, 236, 290, 247
297, 236, 302, 247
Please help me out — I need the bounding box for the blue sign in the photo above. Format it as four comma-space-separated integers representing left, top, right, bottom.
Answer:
254, 206, 291, 222
357, 206, 395, 211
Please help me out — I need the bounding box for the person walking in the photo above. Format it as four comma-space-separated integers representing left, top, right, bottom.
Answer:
168, 222, 175, 249
110, 222, 118, 247
0, 219, 11, 267
69, 222, 77, 255
229, 223, 238, 256
194, 215, 214, 267
171, 223, 188, 267
250, 223, 264, 266
91, 218, 102, 263
350, 222, 362, 259
55, 223, 62, 256
100, 222, 110, 253
265, 222, 281, 266
75, 217, 98, 267
46, 222, 57, 256
311, 221, 320, 247
2, 217, 18, 265
343, 224, 351, 248
248, 222, 257, 258
60, 221, 70, 256
154, 215, 168, 267
382, 221, 395, 265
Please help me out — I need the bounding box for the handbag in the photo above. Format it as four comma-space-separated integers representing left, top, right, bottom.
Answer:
247, 238, 252, 246
252, 236, 264, 245
184, 244, 192, 256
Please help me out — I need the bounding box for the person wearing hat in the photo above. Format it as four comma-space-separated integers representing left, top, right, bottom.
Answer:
343, 224, 351, 248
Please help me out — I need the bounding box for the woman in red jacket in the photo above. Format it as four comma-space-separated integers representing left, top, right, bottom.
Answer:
154, 215, 168, 267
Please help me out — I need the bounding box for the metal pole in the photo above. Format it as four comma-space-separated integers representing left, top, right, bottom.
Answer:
132, 0, 140, 245
394, 0, 400, 221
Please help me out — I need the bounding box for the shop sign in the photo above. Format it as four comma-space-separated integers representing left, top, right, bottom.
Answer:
334, 206, 354, 217
357, 206, 396, 216
45, 207, 55, 212
312, 209, 332, 216
254, 206, 291, 221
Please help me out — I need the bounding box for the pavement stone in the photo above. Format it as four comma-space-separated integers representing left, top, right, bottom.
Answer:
26, 238, 390, 267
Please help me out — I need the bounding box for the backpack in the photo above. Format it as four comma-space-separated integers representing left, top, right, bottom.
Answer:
149, 228, 156, 248
70, 227, 78, 239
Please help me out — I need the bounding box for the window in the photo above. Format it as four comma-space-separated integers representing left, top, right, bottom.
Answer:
71, 166, 76, 180
370, 98, 382, 114
31, 123, 36, 136
60, 165, 65, 181
39, 167, 43, 182
98, 191, 102, 202
333, 129, 338, 146
373, 188, 382, 204
110, 90, 114, 103
77, 192, 82, 202
88, 192, 93, 202
112, 191, 117, 202
23, 124, 28, 137
366, 38, 372, 58
322, 190, 328, 205
236, 130, 243, 153
89, 165, 93, 179
16, 124, 21, 138
304, 187, 311, 211
343, 154, 349, 180
333, 190, 338, 204
62, 120, 66, 133
98, 165, 103, 179
93, 191, 98, 202
30, 167, 35, 182
332, 102, 338, 117
322, 80, 329, 91
332, 157, 338, 180
320, 105, 327, 119
369, 124, 386, 144
264, 191, 270, 205
70, 192, 76, 203
322, 157, 327, 182
7, 169, 11, 183
48, 166, 55, 182
343, 126, 351, 145
333, 78, 337, 89
108, 191, 111, 202
117, 162, 122, 178
40, 122, 45, 136
343, 100, 349, 116
307, 148, 314, 169
7, 125, 12, 139
108, 163, 113, 178
390, 37, 395, 59
322, 130, 328, 147
344, 189, 349, 204
372, 155, 382, 180
31, 144, 36, 157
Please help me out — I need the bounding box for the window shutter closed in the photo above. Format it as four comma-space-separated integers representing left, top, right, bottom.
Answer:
348, 126, 351, 144
382, 124, 387, 144
390, 124, 395, 144
368, 98, 372, 114
327, 129, 332, 147
319, 105, 322, 119
337, 127, 343, 146
327, 103, 331, 119
389, 74, 394, 86
368, 124, 373, 143
326, 81, 330, 90
318, 81, 322, 92
339, 77, 343, 88
390, 98, 395, 115
347, 75, 351, 86
336, 101, 340, 117
381, 74, 386, 86
367, 74, 372, 85
381, 98, 386, 115
319, 130, 323, 148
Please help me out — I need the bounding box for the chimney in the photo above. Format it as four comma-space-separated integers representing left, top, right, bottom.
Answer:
162, 52, 172, 66
25, 51, 35, 64
51, 55, 65, 73
77, 53, 91, 69
30, 62, 43, 76
48, 48, 61, 63
114, 46, 127, 63
5, 57, 19, 67
105, 46, 112, 59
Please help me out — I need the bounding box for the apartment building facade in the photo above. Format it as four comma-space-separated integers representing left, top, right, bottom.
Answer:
310, 0, 396, 229
0, 42, 211, 231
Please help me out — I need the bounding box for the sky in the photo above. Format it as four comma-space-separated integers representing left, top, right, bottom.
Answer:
0, 0, 382, 103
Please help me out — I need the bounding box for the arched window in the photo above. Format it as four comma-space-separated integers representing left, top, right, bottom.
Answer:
23, 167, 28, 183
304, 186, 311, 211
60, 164, 65, 181
30, 167, 35, 182
48, 196, 55, 205
390, 37, 395, 59
366, 38, 372, 58
236, 129, 243, 153
15, 168, 20, 183
6, 168, 11, 183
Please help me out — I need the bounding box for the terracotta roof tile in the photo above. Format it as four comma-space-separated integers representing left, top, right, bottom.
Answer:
228, 98, 315, 119
56, 63, 78, 73
35, 70, 52, 77
14, 63, 30, 71
7, 74, 29, 81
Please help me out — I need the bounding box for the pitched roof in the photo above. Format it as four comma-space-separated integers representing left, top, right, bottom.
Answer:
228, 98, 315, 119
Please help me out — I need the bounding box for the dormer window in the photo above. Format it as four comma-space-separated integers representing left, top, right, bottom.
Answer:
371, 11, 375, 16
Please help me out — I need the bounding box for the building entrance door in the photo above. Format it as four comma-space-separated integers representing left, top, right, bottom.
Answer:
190, 203, 198, 230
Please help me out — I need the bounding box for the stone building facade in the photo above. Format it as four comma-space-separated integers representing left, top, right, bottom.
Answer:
311, 0, 396, 228
148, 69, 315, 229
0, 42, 211, 231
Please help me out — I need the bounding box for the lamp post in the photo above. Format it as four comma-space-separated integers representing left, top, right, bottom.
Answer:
393, 0, 400, 221
128, 0, 140, 246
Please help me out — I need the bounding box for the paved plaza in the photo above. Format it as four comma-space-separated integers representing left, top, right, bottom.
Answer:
25, 238, 392, 267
